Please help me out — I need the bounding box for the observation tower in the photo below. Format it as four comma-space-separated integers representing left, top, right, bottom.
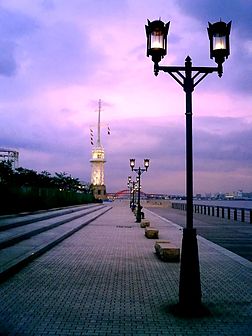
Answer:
90, 100, 107, 200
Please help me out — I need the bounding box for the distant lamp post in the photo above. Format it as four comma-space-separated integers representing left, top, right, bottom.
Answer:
145, 18, 231, 315
127, 176, 137, 211
127, 176, 132, 208
131, 180, 137, 212
130, 159, 150, 222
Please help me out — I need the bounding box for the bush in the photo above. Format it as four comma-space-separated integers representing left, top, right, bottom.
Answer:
0, 185, 96, 215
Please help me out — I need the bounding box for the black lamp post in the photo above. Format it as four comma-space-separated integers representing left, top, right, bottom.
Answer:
131, 180, 136, 212
127, 176, 132, 208
130, 159, 150, 222
128, 176, 137, 212
145, 19, 231, 315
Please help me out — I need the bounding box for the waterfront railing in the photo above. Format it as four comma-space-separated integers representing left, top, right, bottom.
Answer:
172, 202, 252, 224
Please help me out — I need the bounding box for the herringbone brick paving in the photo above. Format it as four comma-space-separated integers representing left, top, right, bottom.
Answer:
0, 201, 251, 335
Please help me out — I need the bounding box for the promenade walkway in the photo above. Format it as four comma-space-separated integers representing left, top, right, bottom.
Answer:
0, 200, 251, 335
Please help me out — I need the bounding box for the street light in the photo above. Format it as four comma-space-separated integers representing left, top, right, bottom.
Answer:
127, 176, 132, 208
145, 19, 170, 66
131, 180, 137, 212
128, 177, 138, 212
208, 21, 231, 76
130, 159, 150, 222
145, 19, 231, 316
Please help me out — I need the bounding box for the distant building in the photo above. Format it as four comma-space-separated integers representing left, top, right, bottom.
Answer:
225, 192, 235, 200
0, 148, 19, 169
235, 190, 243, 199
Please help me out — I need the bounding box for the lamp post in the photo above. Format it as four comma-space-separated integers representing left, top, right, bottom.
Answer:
130, 159, 150, 222
131, 180, 136, 212
145, 19, 231, 315
127, 176, 132, 208
128, 176, 137, 212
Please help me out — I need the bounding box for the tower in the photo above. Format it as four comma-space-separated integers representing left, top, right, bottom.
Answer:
90, 100, 107, 200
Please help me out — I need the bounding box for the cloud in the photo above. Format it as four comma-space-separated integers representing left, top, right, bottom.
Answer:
194, 116, 252, 171
0, 6, 39, 77
25, 22, 104, 86
0, 6, 39, 38
176, 0, 252, 94
0, 40, 18, 76
176, 0, 251, 32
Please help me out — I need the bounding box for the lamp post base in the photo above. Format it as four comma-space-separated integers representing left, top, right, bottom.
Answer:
178, 228, 203, 316
136, 208, 141, 223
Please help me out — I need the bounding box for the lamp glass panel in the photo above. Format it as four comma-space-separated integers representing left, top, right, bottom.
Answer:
213, 35, 226, 50
151, 32, 164, 49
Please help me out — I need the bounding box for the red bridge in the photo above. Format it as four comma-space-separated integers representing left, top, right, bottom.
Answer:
107, 190, 168, 199
107, 189, 147, 199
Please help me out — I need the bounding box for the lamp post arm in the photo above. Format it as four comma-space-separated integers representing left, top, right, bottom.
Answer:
168, 71, 184, 88
132, 167, 146, 176
155, 61, 221, 90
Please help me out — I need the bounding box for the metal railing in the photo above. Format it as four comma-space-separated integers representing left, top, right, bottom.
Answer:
172, 202, 252, 224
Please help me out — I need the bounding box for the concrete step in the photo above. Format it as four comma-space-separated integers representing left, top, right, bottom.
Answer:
0, 205, 112, 282
0, 204, 99, 231
0, 205, 105, 249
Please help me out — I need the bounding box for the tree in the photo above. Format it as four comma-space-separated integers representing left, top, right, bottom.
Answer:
53, 172, 82, 192
38, 171, 53, 188
0, 161, 14, 184
14, 167, 39, 187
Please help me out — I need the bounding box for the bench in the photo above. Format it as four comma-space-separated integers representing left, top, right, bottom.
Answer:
145, 227, 159, 239
155, 241, 180, 262
140, 219, 150, 228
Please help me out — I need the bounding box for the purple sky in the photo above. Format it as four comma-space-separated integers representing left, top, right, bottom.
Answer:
0, 0, 252, 195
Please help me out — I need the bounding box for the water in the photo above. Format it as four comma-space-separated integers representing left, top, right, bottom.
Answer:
173, 199, 252, 210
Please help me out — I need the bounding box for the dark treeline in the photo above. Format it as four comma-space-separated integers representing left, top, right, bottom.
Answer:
0, 161, 97, 215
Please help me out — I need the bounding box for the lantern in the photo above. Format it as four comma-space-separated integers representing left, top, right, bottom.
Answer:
130, 159, 135, 170
208, 20, 231, 66
144, 159, 150, 171
145, 19, 170, 64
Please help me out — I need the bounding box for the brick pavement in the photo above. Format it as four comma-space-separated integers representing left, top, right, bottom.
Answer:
0, 200, 251, 335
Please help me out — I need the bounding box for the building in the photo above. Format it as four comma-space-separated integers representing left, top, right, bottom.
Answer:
90, 100, 107, 200
0, 148, 19, 169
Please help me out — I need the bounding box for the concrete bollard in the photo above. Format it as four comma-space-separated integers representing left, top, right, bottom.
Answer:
140, 219, 150, 228
145, 227, 159, 239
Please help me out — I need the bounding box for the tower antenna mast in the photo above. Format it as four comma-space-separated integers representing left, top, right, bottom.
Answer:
97, 99, 102, 146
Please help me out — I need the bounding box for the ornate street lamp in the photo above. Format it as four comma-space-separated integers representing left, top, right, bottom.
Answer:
145, 19, 170, 66
130, 159, 150, 222
144, 159, 150, 170
131, 180, 137, 212
208, 20, 231, 76
145, 19, 231, 316
128, 176, 132, 208
130, 159, 136, 170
